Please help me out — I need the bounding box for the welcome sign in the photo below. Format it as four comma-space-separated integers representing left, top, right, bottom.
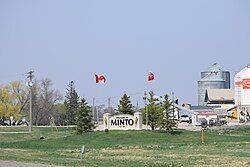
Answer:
103, 112, 142, 130
110, 115, 135, 127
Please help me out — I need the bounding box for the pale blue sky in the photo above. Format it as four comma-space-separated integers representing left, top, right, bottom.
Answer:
0, 0, 250, 107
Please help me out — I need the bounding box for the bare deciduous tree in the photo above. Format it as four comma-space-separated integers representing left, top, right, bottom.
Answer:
32, 78, 63, 125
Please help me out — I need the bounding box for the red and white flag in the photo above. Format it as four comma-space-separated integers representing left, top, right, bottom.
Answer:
95, 74, 106, 83
147, 72, 155, 81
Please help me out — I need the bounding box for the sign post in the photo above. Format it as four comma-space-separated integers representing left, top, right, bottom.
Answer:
80, 145, 85, 161
201, 128, 205, 144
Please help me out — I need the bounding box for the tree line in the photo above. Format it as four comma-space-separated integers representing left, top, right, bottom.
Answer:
0, 79, 176, 133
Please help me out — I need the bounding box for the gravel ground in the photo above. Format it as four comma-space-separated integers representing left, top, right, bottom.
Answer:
177, 122, 202, 131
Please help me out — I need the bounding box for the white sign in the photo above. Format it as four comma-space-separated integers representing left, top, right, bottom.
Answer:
110, 115, 135, 127
103, 112, 142, 130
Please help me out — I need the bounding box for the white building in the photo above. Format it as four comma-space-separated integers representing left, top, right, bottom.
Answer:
235, 65, 250, 123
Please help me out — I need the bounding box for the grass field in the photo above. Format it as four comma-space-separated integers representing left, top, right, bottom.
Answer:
0, 126, 250, 167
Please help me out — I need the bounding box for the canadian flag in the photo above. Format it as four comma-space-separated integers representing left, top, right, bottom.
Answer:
95, 74, 106, 83
147, 72, 155, 81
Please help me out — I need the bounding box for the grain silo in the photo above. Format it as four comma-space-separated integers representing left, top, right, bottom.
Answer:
198, 63, 230, 106
198, 73, 226, 106
201, 63, 230, 89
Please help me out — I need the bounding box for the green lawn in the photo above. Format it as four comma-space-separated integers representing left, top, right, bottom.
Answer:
0, 126, 250, 167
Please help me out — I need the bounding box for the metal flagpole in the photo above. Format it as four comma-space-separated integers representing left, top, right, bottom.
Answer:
108, 97, 111, 113
92, 97, 95, 121
145, 72, 154, 130
144, 91, 148, 130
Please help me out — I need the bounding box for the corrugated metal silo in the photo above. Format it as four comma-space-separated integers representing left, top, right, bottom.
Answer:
198, 72, 227, 106
198, 63, 230, 106
201, 63, 230, 89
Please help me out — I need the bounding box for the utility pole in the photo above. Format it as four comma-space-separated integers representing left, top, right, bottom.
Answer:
143, 91, 148, 130
27, 71, 34, 133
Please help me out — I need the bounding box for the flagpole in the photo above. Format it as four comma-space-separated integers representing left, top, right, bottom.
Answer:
92, 97, 95, 122
94, 74, 107, 128
108, 97, 111, 114
145, 72, 155, 130
144, 91, 148, 130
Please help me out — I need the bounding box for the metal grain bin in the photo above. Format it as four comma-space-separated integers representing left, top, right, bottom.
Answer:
198, 73, 226, 106
201, 63, 230, 89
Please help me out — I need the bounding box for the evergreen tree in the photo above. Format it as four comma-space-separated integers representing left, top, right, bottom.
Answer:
159, 94, 177, 132
65, 81, 79, 125
76, 98, 94, 134
118, 93, 134, 115
143, 91, 162, 130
